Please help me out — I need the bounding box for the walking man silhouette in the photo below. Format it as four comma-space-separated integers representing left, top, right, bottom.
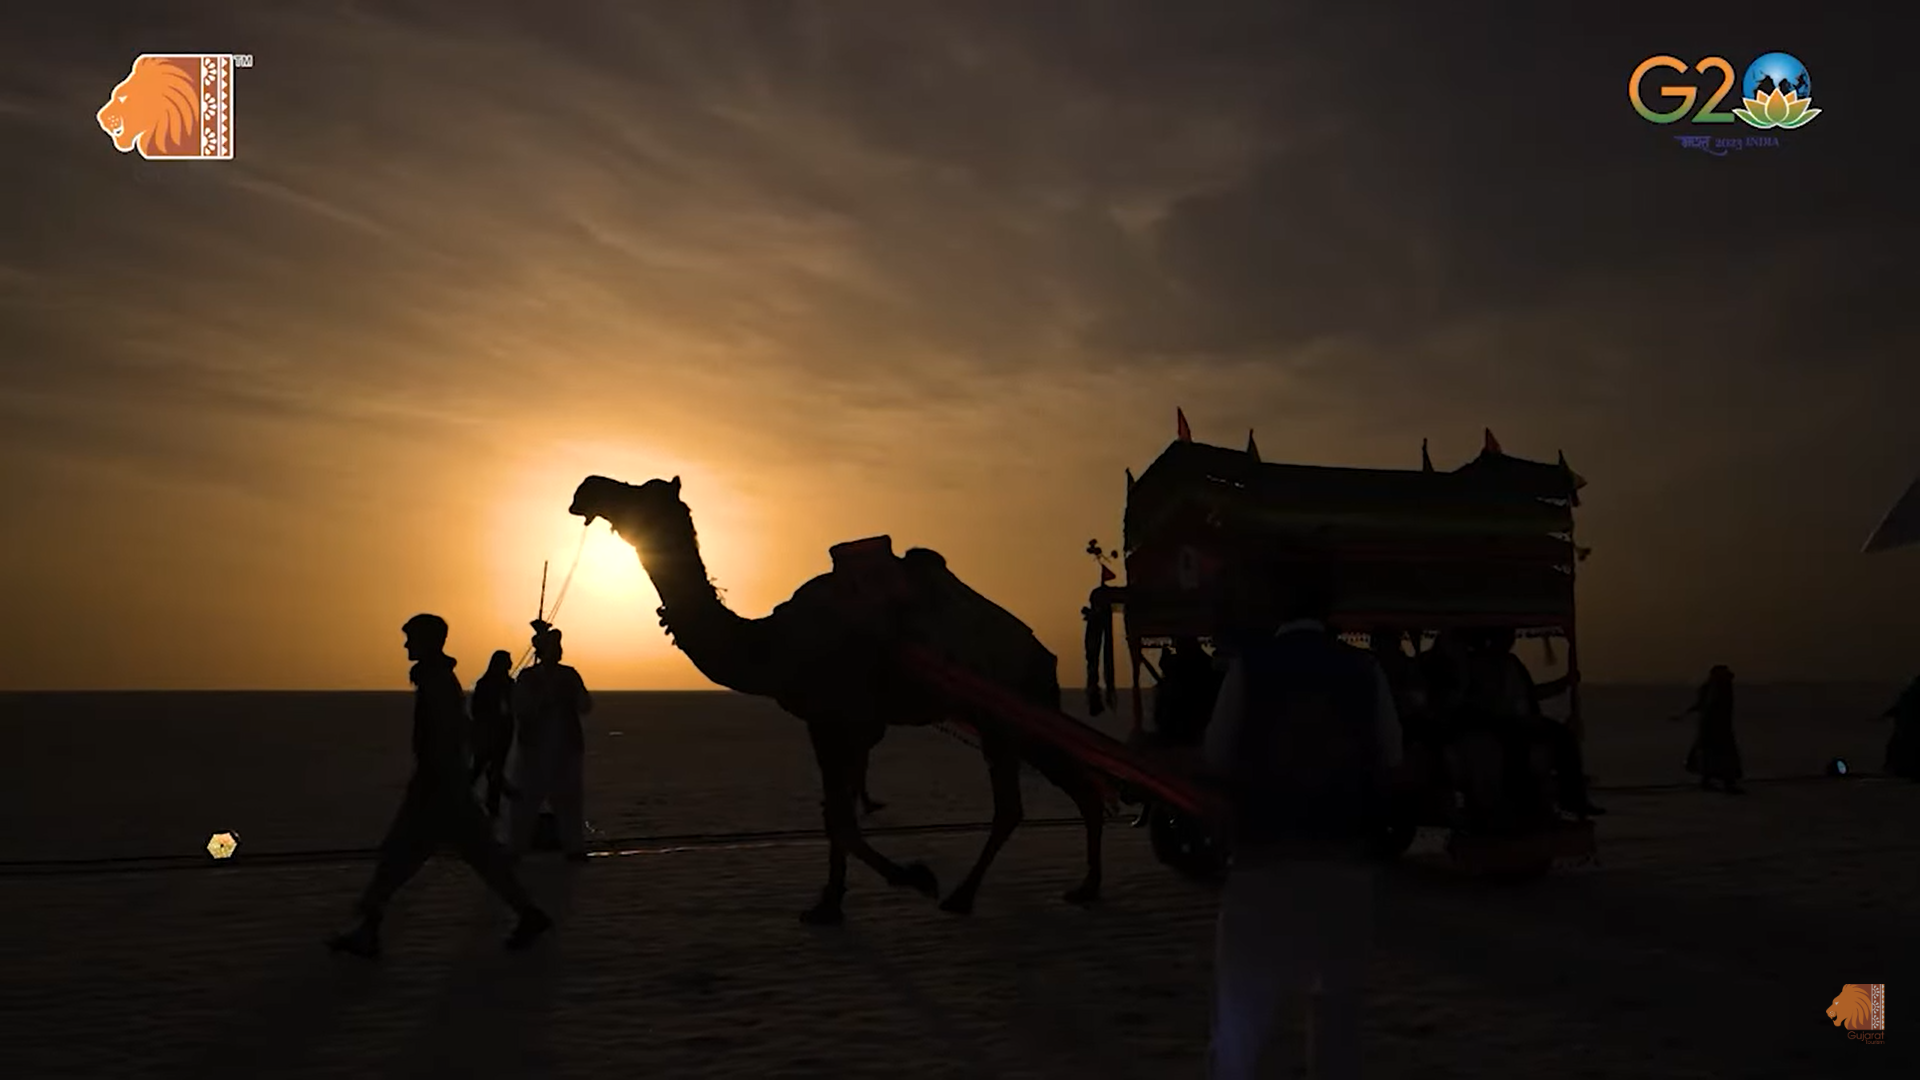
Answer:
1204, 573, 1400, 1080
328, 614, 552, 958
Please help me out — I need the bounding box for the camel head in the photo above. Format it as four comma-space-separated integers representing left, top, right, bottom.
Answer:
569, 475, 691, 556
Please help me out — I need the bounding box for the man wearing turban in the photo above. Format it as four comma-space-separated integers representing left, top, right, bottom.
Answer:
509, 619, 595, 860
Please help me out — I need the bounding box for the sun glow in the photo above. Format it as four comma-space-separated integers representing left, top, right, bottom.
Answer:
485, 440, 762, 684
566, 520, 656, 610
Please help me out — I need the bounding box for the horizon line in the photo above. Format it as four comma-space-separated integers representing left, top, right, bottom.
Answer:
0, 678, 1907, 694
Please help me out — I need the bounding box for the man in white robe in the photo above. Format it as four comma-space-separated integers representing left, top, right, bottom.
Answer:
508, 620, 593, 861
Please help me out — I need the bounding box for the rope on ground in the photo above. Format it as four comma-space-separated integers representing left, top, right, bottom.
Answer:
1, 774, 1908, 878
0, 816, 1091, 878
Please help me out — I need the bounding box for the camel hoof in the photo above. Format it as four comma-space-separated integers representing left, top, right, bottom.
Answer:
1063, 884, 1100, 906
895, 862, 939, 898
938, 892, 976, 916
799, 903, 845, 926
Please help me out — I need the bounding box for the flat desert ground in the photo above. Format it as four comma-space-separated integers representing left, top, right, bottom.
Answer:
1, 683, 1913, 1078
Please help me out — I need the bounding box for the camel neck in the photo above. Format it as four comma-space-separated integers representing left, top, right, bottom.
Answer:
640, 543, 784, 698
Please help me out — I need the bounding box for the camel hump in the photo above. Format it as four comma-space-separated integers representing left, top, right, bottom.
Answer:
902, 546, 946, 571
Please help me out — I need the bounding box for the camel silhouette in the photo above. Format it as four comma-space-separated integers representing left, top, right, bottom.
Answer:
568, 475, 1110, 924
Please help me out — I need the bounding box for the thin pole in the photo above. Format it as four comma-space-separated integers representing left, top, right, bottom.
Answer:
1567, 622, 1584, 745
1127, 639, 1145, 739
514, 523, 591, 677
1567, 545, 1583, 745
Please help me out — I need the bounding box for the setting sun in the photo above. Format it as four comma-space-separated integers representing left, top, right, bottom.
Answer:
482, 440, 766, 682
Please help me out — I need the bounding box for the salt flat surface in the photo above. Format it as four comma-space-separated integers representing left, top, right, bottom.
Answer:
0, 687, 1911, 1077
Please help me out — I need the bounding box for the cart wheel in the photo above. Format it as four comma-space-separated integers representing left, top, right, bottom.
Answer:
1148, 807, 1228, 881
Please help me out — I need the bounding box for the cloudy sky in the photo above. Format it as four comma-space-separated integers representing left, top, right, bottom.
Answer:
0, 1, 1910, 689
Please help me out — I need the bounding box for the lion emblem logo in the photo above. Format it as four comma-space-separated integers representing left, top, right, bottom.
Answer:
96, 54, 236, 160
1826, 983, 1885, 1031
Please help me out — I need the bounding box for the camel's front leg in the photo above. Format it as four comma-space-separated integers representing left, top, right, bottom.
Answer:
801, 724, 937, 925
940, 740, 1024, 915
1056, 767, 1106, 905
800, 725, 853, 925
855, 752, 886, 815
802, 822, 851, 926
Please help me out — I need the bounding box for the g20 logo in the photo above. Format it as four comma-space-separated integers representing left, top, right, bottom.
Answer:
1629, 51, 1821, 130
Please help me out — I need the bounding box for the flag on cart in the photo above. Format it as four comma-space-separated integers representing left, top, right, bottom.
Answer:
1100, 564, 1117, 583
1176, 407, 1192, 442
1483, 428, 1503, 455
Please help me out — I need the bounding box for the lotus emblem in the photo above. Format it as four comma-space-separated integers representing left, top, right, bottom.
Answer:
1734, 87, 1820, 129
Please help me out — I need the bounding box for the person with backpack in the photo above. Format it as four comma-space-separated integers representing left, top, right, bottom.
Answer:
1201, 570, 1401, 1080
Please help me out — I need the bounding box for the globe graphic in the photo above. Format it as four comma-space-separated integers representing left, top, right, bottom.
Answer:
1742, 52, 1810, 102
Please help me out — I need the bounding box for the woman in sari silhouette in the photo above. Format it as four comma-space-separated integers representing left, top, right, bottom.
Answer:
1677, 665, 1743, 793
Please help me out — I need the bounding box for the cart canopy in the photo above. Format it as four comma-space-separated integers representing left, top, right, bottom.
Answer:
1120, 439, 1585, 635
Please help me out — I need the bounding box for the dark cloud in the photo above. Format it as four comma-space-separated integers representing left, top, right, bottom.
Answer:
0, 0, 1915, 684
1109, 5, 1907, 356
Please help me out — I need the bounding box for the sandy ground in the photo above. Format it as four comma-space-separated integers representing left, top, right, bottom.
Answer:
1, 687, 1914, 1077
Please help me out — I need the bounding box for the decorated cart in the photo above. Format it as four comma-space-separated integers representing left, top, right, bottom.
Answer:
1083, 412, 1597, 879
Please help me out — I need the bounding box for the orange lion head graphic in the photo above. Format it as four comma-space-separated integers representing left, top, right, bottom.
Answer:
97, 56, 201, 158
1826, 984, 1877, 1029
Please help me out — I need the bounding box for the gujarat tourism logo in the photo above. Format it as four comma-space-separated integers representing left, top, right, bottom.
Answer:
1628, 51, 1819, 156
1826, 983, 1886, 1043
96, 53, 252, 161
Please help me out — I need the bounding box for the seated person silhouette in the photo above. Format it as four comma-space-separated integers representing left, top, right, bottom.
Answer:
1151, 637, 1223, 747
1463, 628, 1603, 821
1367, 628, 1424, 744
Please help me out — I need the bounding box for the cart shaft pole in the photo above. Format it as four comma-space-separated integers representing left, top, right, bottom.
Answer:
1127, 635, 1145, 738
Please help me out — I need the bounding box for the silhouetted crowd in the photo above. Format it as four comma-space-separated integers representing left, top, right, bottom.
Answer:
327, 613, 595, 958
314, 590, 1919, 1080
1148, 623, 1605, 825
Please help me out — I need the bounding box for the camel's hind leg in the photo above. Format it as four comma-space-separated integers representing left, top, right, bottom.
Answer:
940, 733, 1024, 915
1036, 756, 1105, 905
800, 720, 937, 926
